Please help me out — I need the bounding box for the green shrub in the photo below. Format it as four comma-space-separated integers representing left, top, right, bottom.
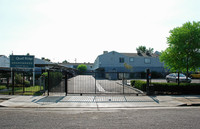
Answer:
131, 80, 146, 91
77, 64, 87, 74
0, 85, 7, 90
15, 74, 23, 85
42, 72, 48, 77
25, 80, 30, 87
131, 80, 200, 94
152, 82, 200, 94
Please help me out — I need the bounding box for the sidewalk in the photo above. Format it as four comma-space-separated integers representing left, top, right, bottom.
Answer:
1, 95, 200, 108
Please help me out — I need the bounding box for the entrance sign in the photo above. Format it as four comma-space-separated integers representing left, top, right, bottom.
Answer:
10, 55, 35, 68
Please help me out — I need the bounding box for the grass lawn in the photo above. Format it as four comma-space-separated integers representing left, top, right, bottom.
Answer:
0, 85, 8, 90
0, 85, 44, 95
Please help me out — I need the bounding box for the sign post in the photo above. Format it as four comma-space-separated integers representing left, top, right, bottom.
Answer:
33, 68, 35, 86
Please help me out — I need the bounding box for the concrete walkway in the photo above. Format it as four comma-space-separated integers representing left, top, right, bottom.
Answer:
1, 95, 200, 108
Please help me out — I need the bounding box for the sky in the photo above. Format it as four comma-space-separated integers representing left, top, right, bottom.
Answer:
0, 0, 200, 63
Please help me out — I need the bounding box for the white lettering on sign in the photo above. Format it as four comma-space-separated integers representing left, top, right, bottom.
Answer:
25, 57, 33, 61
15, 57, 33, 61
16, 57, 24, 60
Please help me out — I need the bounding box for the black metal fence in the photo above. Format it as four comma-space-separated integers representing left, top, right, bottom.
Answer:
0, 69, 45, 95
1, 69, 199, 96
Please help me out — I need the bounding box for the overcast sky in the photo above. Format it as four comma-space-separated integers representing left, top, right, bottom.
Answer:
0, 0, 200, 63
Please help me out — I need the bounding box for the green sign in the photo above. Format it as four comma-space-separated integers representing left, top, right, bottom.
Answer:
10, 55, 35, 68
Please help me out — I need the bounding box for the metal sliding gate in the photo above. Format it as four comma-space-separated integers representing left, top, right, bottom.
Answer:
47, 71, 139, 95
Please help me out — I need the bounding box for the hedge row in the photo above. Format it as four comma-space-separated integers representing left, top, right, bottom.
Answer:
131, 80, 146, 91
131, 80, 200, 94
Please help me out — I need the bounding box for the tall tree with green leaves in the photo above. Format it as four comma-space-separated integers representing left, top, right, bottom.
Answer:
147, 47, 154, 54
136, 46, 146, 53
41, 57, 51, 62
136, 46, 154, 54
62, 60, 69, 63
160, 21, 200, 78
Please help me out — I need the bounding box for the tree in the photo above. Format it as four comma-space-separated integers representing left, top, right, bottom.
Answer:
136, 46, 146, 53
77, 64, 87, 73
62, 60, 69, 63
42, 57, 51, 62
160, 21, 200, 78
147, 47, 154, 54
15, 74, 23, 85
136, 46, 154, 54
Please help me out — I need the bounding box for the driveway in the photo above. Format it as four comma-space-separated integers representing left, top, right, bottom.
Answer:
67, 75, 140, 94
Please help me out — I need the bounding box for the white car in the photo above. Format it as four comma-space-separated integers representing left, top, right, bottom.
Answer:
166, 73, 191, 83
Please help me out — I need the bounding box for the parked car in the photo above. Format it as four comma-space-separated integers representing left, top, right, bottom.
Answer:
190, 72, 200, 79
166, 73, 191, 83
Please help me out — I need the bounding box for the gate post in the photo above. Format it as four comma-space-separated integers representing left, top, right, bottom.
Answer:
47, 70, 50, 96
95, 72, 96, 94
65, 72, 68, 96
22, 71, 25, 93
123, 72, 125, 94
12, 70, 14, 95
146, 68, 154, 95
146, 69, 150, 94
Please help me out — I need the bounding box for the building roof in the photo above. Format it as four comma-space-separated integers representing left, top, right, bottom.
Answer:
60, 63, 94, 66
34, 58, 61, 68
0, 55, 6, 58
120, 52, 159, 57
35, 58, 54, 65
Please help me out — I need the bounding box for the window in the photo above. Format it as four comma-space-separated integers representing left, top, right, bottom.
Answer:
144, 58, 151, 64
129, 57, 134, 62
119, 57, 124, 63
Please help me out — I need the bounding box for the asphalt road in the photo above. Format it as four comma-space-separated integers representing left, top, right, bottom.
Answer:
1, 107, 200, 129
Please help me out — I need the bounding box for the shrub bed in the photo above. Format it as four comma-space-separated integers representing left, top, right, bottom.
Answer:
130, 80, 200, 94
131, 80, 146, 91
153, 83, 200, 94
